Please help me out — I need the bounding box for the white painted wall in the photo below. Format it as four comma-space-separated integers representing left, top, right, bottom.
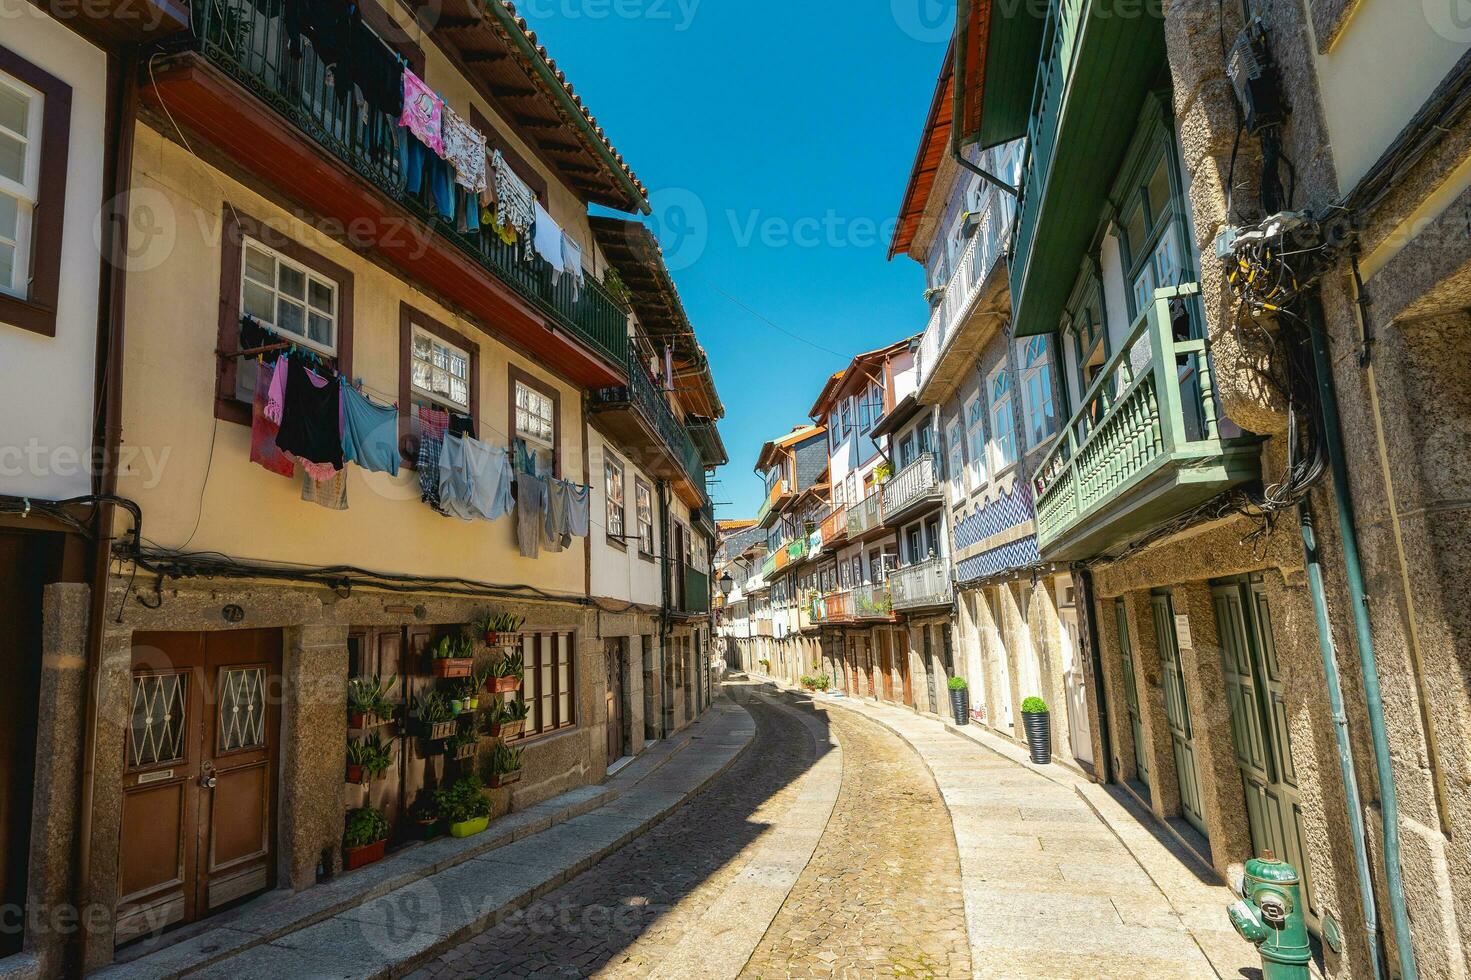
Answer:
0, 11, 106, 501
588, 428, 662, 607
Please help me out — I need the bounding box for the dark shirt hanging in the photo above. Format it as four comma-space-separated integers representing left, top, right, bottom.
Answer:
449, 412, 476, 440
276, 355, 344, 469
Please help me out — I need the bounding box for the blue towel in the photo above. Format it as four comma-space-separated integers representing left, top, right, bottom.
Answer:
341, 385, 400, 476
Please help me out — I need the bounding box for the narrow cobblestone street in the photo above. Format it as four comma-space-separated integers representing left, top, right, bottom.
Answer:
410, 681, 971, 979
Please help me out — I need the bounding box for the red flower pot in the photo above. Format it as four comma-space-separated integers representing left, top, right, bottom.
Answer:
344, 839, 386, 870
345, 763, 366, 784
491, 675, 521, 693
487, 719, 525, 740
432, 658, 474, 679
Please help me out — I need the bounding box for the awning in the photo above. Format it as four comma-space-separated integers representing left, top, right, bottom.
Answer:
954, 0, 1046, 150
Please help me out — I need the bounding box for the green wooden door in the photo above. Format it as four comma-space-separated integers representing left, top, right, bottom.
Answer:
1213, 579, 1317, 924
1115, 599, 1149, 788
1153, 592, 1206, 834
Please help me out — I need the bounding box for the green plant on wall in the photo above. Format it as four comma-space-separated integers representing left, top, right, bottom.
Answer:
347, 676, 397, 720
346, 733, 393, 778
489, 648, 524, 679
1021, 696, 1049, 714
412, 691, 452, 725
431, 635, 474, 660
433, 776, 491, 824
489, 742, 524, 775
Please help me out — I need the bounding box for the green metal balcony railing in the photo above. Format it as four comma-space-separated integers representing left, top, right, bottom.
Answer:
190, 0, 630, 368
1032, 284, 1261, 559
760, 551, 779, 579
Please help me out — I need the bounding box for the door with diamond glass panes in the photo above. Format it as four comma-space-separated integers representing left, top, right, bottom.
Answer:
117, 630, 280, 942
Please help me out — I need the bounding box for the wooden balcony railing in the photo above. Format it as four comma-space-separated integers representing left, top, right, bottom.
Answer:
1032, 284, 1261, 559
889, 557, 954, 611
820, 505, 848, 546
756, 477, 787, 525
880, 453, 942, 524
845, 490, 883, 539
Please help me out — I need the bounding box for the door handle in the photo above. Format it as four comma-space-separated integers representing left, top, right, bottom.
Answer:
200, 763, 218, 789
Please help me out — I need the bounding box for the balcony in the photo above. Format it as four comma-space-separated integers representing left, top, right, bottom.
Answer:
889, 558, 954, 612
153, 0, 634, 387
819, 506, 849, 548
590, 355, 709, 507
756, 478, 790, 527
914, 190, 1012, 404
811, 589, 854, 625
880, 454, 943, 525
760, 552, 778, 579
787, 536, 810, 564
845, 491, 884, 541
853, 582, 896, 621
1033, 285, 1261, 560
672, 563, 710, 617
1001, 0, 1167, 338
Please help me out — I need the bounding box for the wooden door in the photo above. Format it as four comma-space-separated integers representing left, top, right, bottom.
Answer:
1152, 593, 1206, 834
349, 627, 413, 843
878, 633, 895, 701
923, 626, 938, 714
605, 638, 625, 763
1057, 583, 1094, 767
898, 631, 914, 707
118, 630, 280, 941
1115, 600, 1150, 789
1213, 580, 1317, 924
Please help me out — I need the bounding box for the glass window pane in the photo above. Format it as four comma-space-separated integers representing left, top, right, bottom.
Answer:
0, 193, 16, 240
1146, 158, 1171, 229
276, 297, 305, 335
449, 353, 467, 379
449, 378, 468, 408
412, 359, 432, 392
244, 245, 274, 285
308, 312, 333, 345
0, 242, 14, 292
558, 691, 569, 723
308, 279, 334, 314
0, 83, 28, 137
1122, 203, 1147, 265
243, 281, 274, 321
277, 262, 306, 300
0, 132, 27, 184
412, 331, 431, 358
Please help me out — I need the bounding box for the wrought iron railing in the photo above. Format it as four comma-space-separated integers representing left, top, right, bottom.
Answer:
589, 354, 708, 500
854, 582, 894, 619
189, 0, 631, 368
889, 557, 953, 611
880, 453, 941, 522
846, 490, 882, 538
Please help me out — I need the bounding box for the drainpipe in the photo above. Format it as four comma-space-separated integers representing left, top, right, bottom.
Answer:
950, 2, 1018, 199
1298, 503, 1383, 980
1306, 296, 1417, 980
74, 44, 140, 974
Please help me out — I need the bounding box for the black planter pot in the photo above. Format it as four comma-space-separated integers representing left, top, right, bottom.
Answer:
1022, 710, 1052, 764
949, 687, 970, 726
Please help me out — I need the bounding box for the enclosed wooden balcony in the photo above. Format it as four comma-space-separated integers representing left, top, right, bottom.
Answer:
1032, 286, 1261, 560
756, 478, 790, 526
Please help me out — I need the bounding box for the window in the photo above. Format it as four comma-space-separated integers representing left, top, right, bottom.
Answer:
410, 326, 470, 412
0, 50, 69, 337
636, 478, 654, 556
905, 524, 924, 564
988, 366, 1016, 471
1120, 146, 1188, 317
241, 239, 337, 354
898, 433, 915, 470
867, 383, 886, 428
964, 394, 987, 490
510, 368, 559, 477
605, 455, 626, 541
514, 631, 576, 739
1018, 335, 1058, 449
840, 401, 852, 439
946, 419, 966, 496
924, 515, 941, 560
828, 412, 840, 452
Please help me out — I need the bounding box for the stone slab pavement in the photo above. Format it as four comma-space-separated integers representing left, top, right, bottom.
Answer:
95, 696, 756, 980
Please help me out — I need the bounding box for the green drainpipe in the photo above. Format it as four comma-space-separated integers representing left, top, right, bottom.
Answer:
1298, 502, 1383, 980
1308, 298, 1417, 980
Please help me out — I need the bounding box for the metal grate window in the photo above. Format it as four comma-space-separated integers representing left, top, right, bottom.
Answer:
218, 667, 267, 752
130, 673, 188, 768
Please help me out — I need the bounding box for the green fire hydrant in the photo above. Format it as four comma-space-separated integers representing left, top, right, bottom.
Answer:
1227, 855, 1311, 980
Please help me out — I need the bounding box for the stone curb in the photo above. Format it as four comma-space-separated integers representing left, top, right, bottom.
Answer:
98, 696, 757, 980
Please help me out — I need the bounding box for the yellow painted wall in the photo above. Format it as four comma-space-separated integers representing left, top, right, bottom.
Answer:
117, 124, 589, 594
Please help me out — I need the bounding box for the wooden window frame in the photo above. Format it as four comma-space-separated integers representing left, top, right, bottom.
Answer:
398, 302, 480, 466
508, 365, 560, 478
216, 207, 354, 426
513, 630, 577, 741
635, 476, 655, 561
604, 452, 626, 548
0, 45, 70, 339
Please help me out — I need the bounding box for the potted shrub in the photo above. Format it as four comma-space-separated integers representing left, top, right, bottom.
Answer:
343, 806, 390, 869
484, 697, 529, 739
799, 674, 814, 691
948, 676, 970, 726
429, 634, 475, 679
409, 796, 442, 841
411, 691, 456, 741
487, 649, 524, 693
346, 732, 393, 784
1021, 696, 1051, 764
487, 742, 523, 788
448, 729, 479, 762
472, 611, 524, 648
347, 676, 397, 729
815, 674, 830, 692
435, 776, 492, 838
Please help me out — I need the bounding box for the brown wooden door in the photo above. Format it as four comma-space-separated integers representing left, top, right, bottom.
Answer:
879, 633, 895, 701
862, 637, 876, 697
350, 627, 414, 843
899, 632, 915, 707
605, 638, 625, 763
118, 629, 280, 942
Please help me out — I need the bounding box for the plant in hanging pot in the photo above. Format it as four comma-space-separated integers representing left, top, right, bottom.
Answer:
483, 696, 529, 739
487, 649, 524, 693
411, 691, 456, 741
457, 678, 481, 713
345, 733, 393, 784
434, 776, 492, 838
487, 742, 524, 788
343, 805, 390, 870
447, 729, 480, 762
409, 796, 442, 842
347, 675, 397, 730
472, 611, 525, 648
1021, 696, 1052, 764
947, 676, 971, 727
429, 634, 475, 679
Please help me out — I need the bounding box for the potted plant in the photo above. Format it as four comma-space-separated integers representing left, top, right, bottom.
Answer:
799, 674, 814, 691
411, 691, 456, 741
948, 676, 970, 727
873, 462, 893, 483
346, 732, 393, 784
434, 776, 492, 838
347, 676, 397, 729
815, 674, 830, 692
448, 729, 479, 762
1021, 696, 1051, 764
409, 796, 442, 841
487, 742, 523, 788
472, 611, 524, 648
343, 806, 390, 870
484, 696, 529, 739
758, 658, 771, 673
487, 648, 524, 693
429, 634, 475, 678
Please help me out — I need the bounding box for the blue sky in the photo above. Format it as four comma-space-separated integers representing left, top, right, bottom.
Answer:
522, 1, 953, 517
